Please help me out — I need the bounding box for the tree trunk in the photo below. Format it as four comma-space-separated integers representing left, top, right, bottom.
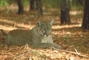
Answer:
78, 0, 85, 5
60, 0, 71, 25
16, 0, 24, 14
36, 0, 43, 17
82, 0, 89, 30
29, 0, 37, 10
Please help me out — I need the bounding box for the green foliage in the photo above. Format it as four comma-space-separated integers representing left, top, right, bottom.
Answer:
70, 0, 83, 10
0, 0, 8, 7
0, 0, 83, 10
22, 0, 29, 6
43, 0, 61, 8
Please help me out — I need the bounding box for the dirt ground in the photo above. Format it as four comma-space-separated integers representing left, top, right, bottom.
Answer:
0, 7, 89, 60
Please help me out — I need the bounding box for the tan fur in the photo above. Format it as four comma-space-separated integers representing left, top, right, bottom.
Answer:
5, 20, 61, 49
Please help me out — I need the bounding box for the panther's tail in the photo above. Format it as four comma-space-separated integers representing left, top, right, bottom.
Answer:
0, 29, 7, 36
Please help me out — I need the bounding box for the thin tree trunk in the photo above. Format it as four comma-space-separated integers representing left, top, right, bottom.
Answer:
36, 0, 43, 17
29, 0, 37, 10
16, 0, 24, 14
60, 0, 71, 25
78, 0, 84, 5
82, 0, 89, 30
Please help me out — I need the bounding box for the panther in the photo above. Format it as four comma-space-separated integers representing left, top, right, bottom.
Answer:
1, 20, 61, 49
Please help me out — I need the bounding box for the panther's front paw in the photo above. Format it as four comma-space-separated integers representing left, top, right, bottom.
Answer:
53, 43, 61, 49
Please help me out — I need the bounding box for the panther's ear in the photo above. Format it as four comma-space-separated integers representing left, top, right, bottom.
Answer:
50, 20, 54, 25
37, 21, 41, 27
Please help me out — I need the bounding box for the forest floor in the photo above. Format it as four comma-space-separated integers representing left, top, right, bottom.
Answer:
0, 7, 89, 60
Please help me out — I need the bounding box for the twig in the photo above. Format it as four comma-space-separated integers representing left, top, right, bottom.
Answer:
13, 53, 25, 60
74, 48, 79, 54
74, 48, 88, 58
61, 49, 88, 58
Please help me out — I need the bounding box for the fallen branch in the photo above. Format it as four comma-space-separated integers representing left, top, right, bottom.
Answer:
61, 49, 88, 59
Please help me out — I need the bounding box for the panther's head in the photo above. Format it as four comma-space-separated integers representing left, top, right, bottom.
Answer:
37, 20, 54, 37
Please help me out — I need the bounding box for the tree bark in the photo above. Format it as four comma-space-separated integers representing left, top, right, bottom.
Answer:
29, 0, 37, 10
60, 0, 71, 25
78, 0, 84, 6
82, 0, 89, 30
36, 0, 43, 17
16, 0, 24, 14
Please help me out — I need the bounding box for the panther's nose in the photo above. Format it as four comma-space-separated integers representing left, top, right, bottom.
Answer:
44, 33, 49, 37
46, 34, 49, 37
44, 31, 50, 37
44, 34, 49, 37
